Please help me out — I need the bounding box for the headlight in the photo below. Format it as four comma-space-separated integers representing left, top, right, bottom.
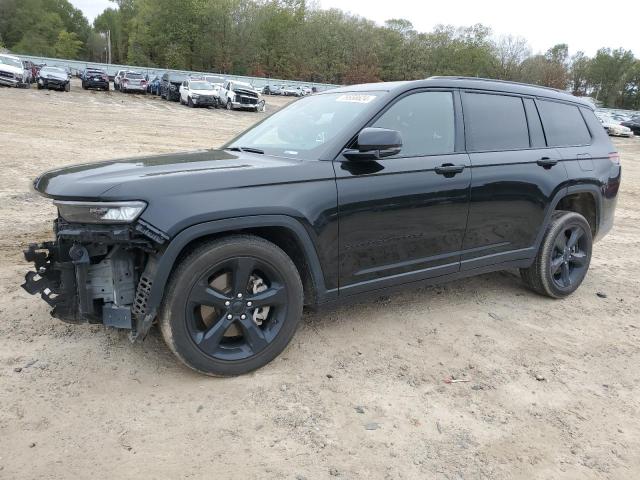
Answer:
54, 201, 146, 224
191, 93, 200, 98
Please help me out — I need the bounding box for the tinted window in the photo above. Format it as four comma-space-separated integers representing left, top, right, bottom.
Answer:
537, 100, 591, 146
464, 93, 529, 151
372, 91, 455, 157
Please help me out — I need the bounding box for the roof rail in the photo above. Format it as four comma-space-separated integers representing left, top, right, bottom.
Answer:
427, 76, 565, 94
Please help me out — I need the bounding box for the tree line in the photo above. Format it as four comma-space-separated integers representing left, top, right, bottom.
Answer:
1, 0, 639, 109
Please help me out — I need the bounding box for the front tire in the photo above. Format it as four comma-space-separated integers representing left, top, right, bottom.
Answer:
226, 99, 232, 110
159, 235, 304, 376
520, 211, 592, 298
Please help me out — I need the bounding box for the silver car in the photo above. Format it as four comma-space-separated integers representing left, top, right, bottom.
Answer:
120, 71, 147, 94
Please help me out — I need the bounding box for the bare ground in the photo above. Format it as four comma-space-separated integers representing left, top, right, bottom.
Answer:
0, 81, 639, 480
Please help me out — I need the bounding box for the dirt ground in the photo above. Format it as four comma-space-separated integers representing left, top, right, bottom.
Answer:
0, 80, 639, 480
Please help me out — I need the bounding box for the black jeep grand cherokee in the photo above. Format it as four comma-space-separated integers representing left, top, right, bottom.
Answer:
22, 77, 621, 376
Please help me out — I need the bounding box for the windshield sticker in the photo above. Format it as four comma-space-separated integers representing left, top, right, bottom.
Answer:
336, 94, 376, 104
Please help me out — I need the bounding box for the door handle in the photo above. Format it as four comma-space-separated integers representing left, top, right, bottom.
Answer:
435, 164, 465, 176
536, 157, 558, 168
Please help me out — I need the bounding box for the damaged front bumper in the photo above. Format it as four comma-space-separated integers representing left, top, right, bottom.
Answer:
22, 219, 166, 340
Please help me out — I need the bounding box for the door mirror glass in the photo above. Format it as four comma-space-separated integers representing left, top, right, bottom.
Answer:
344, 127, 403, 161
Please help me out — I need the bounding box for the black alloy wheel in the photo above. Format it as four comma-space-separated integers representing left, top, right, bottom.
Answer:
520, 210, 592, 298
185, 256, 288, 361
549, 224, 589, 290
159, 235, 303, 376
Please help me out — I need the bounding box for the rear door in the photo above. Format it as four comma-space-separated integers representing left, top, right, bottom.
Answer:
460, 91, 568, 269
335, 89, 471, 294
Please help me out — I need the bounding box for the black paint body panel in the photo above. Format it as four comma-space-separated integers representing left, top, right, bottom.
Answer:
30, 77, 620, 315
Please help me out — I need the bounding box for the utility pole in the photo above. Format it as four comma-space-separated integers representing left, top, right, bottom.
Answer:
107, 30, 112, 65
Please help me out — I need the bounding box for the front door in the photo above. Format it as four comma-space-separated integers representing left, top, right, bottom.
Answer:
335, 90, 471, 295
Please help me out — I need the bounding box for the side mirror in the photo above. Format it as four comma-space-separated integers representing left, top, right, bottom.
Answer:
343, 127, 403, 161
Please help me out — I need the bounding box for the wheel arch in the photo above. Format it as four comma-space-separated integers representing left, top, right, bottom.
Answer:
534, 185, 602, 251
145, 215, 330, 319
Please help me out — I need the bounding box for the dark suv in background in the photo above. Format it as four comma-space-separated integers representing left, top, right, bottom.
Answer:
161, 72, 188, 101
81, 68, 110, 91
22, 77, 620, 376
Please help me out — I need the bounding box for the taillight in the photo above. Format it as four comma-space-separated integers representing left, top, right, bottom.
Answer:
609, 152, 620, 165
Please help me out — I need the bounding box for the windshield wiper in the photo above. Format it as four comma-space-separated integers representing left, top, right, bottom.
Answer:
225, 146, 264, 154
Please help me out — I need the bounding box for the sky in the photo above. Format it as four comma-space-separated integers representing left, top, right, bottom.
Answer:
71, 0, 639, 57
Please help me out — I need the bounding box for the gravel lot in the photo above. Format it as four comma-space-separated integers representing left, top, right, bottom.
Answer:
1, 81, 639, 480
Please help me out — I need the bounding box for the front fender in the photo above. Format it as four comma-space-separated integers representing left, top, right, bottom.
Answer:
142, 214, 334, 326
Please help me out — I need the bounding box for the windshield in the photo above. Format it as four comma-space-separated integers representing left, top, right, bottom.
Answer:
42, 67, 65, 75
227, 92, 381, 159
190, 81, 214, 90
0, 56, 23, 68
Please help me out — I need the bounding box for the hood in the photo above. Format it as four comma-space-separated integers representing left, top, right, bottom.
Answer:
33, 149, 304, 200
234, 87, 258, 96
41, 70, 68, 81
191, 88, 217, 95
0, 63, 24, 76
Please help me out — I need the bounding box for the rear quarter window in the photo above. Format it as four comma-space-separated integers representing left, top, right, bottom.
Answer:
537, 100, 591, 146
463, 93, 530, 151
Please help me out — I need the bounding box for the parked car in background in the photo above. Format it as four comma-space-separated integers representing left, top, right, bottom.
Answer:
282, 85, 304, 97
22, 60, 36, 83
597, 115, 634, 137
301, 86, 313, 95
621, 116, 640, 135
203, 75, 225, 87
36, 66, 70, 91
113, 69, 127, 91
81, 68, 110, 91
161, 72, 188, 101
120, 71, 147, 94
179, 79, 221, 108
147, 76, 161, 95
262, 84, 283, 95
0, 53, 29, 88
219, 80, 265, 111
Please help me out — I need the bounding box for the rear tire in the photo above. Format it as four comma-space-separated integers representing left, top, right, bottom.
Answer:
520, 210, 592, 298
159, 235, 304, 376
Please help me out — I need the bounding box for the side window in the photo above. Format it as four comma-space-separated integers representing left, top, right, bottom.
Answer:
523, 98, 546, 148
464, 93, 529, 151
537, 100, 591, 147
371, 91, 455, 157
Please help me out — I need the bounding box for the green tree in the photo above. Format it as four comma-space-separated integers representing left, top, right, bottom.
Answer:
54, 30, 83, 58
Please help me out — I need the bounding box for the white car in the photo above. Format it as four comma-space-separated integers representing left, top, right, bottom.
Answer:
0, 53, 28, 88
219, 80, 265, 112
598, 116, 634, 137
179, 79, 221, 108
282, 85, 304, 97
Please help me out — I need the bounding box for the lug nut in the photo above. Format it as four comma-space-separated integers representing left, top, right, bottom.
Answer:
224, 301, 230, 306
237, 293, 243, 298
240, 314, 246, 320
247, 301, 252, 307
227, 314, 233, 320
